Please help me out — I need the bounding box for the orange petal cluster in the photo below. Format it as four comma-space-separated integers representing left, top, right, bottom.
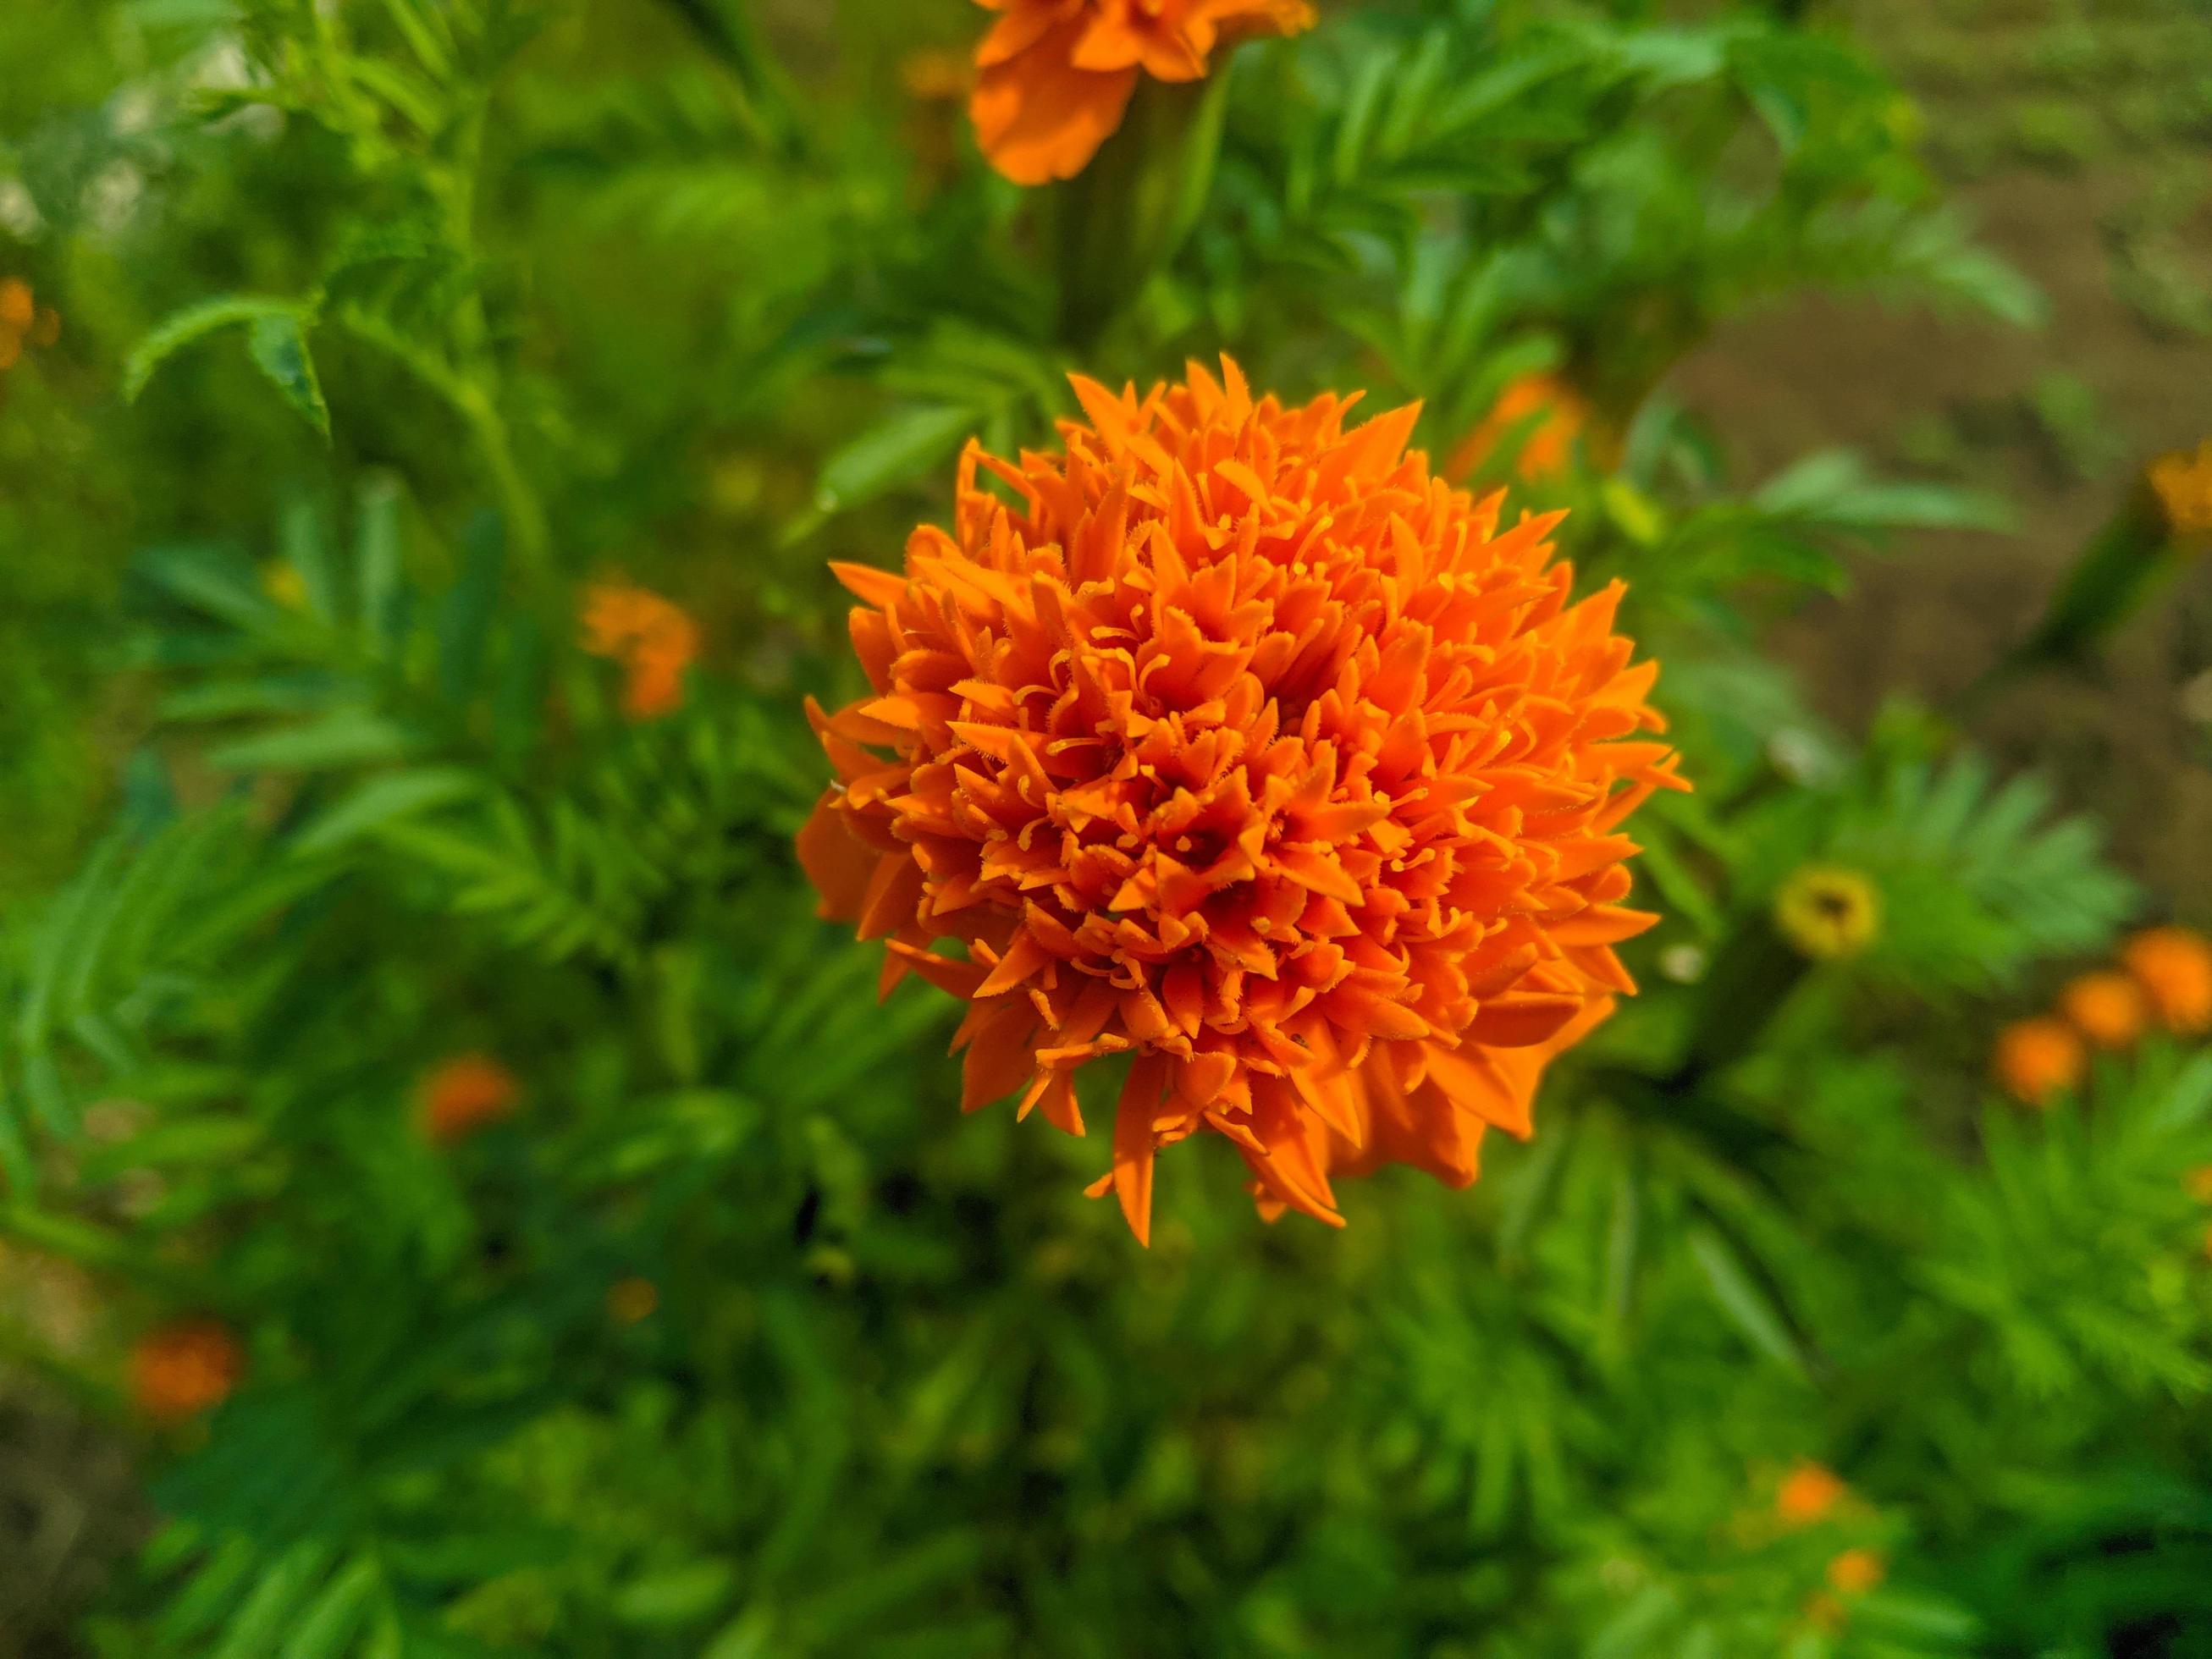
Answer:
582, 582, 701, 719
1447, 372, 1593, 486
799, 359, 1684, 1240
419, 1054, 520, 1144
130, 1320, 243, 1424
970, 0, 1316, 185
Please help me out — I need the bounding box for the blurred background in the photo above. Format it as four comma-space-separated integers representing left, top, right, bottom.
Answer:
3, 0, 2210, 1654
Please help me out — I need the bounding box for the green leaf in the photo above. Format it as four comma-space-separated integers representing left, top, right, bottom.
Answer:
292, 769, 484, 856
276, 1557, 383, 1659
1688, 1225, 1808, 1376
207, 710, 417, 773
248, 311, 332, 438
124, 295, 304, 402
808, 405, 976, 523
614, 1561, 737, 1627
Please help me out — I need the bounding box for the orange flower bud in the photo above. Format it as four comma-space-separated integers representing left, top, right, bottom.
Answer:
130, 1320, 243, 1424
1777, 1461, 1847, 1527
419, 1054, 520, 1144
2121, 926, 2212, 1035
1994, 1017, 2086, 1108
2059, 971, 2149, 1050
1826, 1548, 1886, 1596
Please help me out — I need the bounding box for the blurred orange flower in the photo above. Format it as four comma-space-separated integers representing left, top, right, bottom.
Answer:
607, 1277, 660, 1326
1447, 373, 1591, 485
2149, 439, 2212, 539
969, 0, 1316, 185
1994, 1017, 2085, 1108
582, 582, 700, 719
1777, 1461, 1847, 1526
1826, 1547, 1886, 1596
0, 277, 59, 372
2059, 970, 2149, 1050
420, 1054, 519, 1144
2188, 1166, 2212, 1204
130, 1320, 243, 1424
2122, 926, 2212, 1035
799, 357, 1682, 1241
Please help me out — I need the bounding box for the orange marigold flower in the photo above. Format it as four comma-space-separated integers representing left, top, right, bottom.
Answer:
969, 0, 1316, 185
419, 1054, 520, 1144
1447, 372, 1592, 485
130, 1320, 243, 1424
2122, 926, 2212, 1035
2149, 439, 2212, 540
799, 358, 1684, 1242
1777, 1461, 1848, 1527
1994, 1017, 2085, 1108
1826, 1548, 1886, 1596
2187, 1165, 2212, 1204
2059, 970, 2149, 1050
582, 581, 701, 719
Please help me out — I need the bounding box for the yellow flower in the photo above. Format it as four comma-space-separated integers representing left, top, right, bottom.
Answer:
2149, 440, 2212, 540
1773, 867, 1881, 961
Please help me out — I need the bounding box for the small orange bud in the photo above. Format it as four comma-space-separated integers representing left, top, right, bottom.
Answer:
420, 1055, 520, 1144
1777, 1461, 1847, 1527
607, 1277, 659, 1326
1994, 1017, 2087, 1108
2122, 927, 2212, 1035
2059, 971, 2149, 1050
130, 1320, 243, 1424
1826, 1548, 1886, 1596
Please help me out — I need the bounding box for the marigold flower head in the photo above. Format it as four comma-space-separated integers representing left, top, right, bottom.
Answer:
1776, 1461, 1848, 1527
969, 0, 1316, 185
130, 1320, 243, 1424
1994, 1017, 2084, 1108
582, 581, 700, 719
2122, 925, 2212, 1035
2059, 969, 2149, 1050
800, 358, 1684, 1241
1773, 867, 1881, 962
419, 1054, 520, 1144
2185, 1165, 2212, 1204
2149, 439, 2212, 540
1447, 373, 1592, 485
